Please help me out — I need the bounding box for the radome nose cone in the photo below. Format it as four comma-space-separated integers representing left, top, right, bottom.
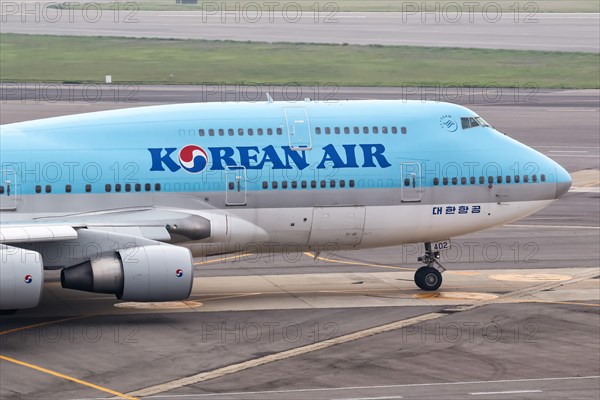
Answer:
555, 165, 572, 199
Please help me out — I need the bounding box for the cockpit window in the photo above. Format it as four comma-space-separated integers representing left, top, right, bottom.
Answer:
461, 116, 490, 129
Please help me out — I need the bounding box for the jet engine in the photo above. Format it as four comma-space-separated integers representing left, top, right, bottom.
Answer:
0, 245, 44, 310
61, 245, 193, 302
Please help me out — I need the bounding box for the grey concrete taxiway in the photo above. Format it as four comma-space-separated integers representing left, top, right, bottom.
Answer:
1, 7, 599, 52
0, 89, 598, 399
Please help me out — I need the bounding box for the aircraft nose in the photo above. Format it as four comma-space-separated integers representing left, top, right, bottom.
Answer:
555, 164, 572, 199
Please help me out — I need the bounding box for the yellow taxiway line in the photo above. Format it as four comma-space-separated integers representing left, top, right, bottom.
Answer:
0, 355, 138, 400
304, 252, 415, 271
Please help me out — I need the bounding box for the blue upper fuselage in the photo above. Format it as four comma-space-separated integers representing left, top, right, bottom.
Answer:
0, 100, 571, 202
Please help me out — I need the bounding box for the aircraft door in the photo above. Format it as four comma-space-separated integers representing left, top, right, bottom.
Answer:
225, 166, 247, 206
284, 107, 312, 150
401, 162, 422, 202
0, 169, 17, 211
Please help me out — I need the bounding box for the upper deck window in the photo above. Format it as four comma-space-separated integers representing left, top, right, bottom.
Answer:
461, 116, 491, 130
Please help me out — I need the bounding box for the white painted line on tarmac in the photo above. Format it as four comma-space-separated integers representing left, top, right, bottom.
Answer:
106, 376, 599, 399
470, 390, 542, 395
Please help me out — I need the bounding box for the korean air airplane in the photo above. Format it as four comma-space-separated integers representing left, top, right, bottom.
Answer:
0, 99, 571, 312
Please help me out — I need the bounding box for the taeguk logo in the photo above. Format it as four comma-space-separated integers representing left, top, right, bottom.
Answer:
175, 269, 184, 278
24, 275, 33, 284
178, 145, 209, 173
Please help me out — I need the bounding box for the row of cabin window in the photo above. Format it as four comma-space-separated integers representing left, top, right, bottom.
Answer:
32, 183, 162, 194
430, 174, 546, 187
199, 126, 407, 137
315, 126, 407, 135
254, 179, 356, 190
199, 127, 283, 137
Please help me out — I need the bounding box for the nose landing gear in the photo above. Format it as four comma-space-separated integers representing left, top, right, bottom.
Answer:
414, 242, 446, 291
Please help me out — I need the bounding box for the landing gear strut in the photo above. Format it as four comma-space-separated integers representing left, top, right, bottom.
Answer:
414, 242, 446, 291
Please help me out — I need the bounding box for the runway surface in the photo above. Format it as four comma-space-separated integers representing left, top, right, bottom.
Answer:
0, 88, 599, 399
1, 8, 598, 52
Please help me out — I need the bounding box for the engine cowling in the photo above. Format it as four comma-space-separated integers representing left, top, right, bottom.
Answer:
0, 245, 44, 310
61, 245, 194, 302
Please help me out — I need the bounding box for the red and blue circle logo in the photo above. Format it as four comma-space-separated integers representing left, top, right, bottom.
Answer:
24, 275, 33, 284
179, 145, 209, 173
175, 269, 184, 278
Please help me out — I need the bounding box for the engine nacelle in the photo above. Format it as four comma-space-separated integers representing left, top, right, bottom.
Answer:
0, 245, 44, 310
61, 245, 194, 302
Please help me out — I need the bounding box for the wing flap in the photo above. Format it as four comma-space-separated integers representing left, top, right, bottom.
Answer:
0, 225, 78, 244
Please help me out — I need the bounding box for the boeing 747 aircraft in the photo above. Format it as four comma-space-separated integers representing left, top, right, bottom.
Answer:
0, 99, 571, 312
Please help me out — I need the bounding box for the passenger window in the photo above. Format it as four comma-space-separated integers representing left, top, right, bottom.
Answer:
373, 127, 379, 134
262, 181, 268, 189
238, 128, 244, 136
315, 127, 322, 135
229, 182, 235, 190
155, 183, 161, 191
105, 184, 111, 193
497, 176, 502, 184
257, 128, 263, 136
401, 127, 407, 134
488, 176, 494, 184
461, 177, 466, 185
349, 180, 355, 188
532, 174, 538, 182
145, 183, 151, 191
311, 180, 317, 188
219, 129, 225, 136
541, 174, 546, 182
325, 127, 331, 135
524, 175, 529, 183
272, 181, 278, 189
404, 178, 410, 187
479, 176, 485, 184
199, 129, 205, 136
66, 184, 72, 193
301, 180, 307, 189
282, 181, 288, 189
292, 181, 298, 189
334, 127, 341, 134
85, 184, 92, 193
320, 180, 326, 188
353, 127, 359, 134
506, 176, 511, 183
433, 178, 439, 185
344, 127, 350, 134
228, 128, 234, 136
209, 129, 215, 136
248, 128, 254, 136
35, 185, 41, 194
382, 126, 388, 134
515, 175, 520, 183
125, 184, 131, 192
443, 178, 448, 185
115, 184, 122, 192
267, 128, 273, 136
363, 126, 369, 134
470, 177, 475, 184
452, 177, 458, 185
276, 128, 283, 135
330, 180, 336, 188
391, 127, 398, 134
340, 180, 346, 188
135, 183, 141, 192
45, 185, 52, 193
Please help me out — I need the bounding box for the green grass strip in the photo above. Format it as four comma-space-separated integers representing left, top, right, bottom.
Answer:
1, 34, 598, 88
